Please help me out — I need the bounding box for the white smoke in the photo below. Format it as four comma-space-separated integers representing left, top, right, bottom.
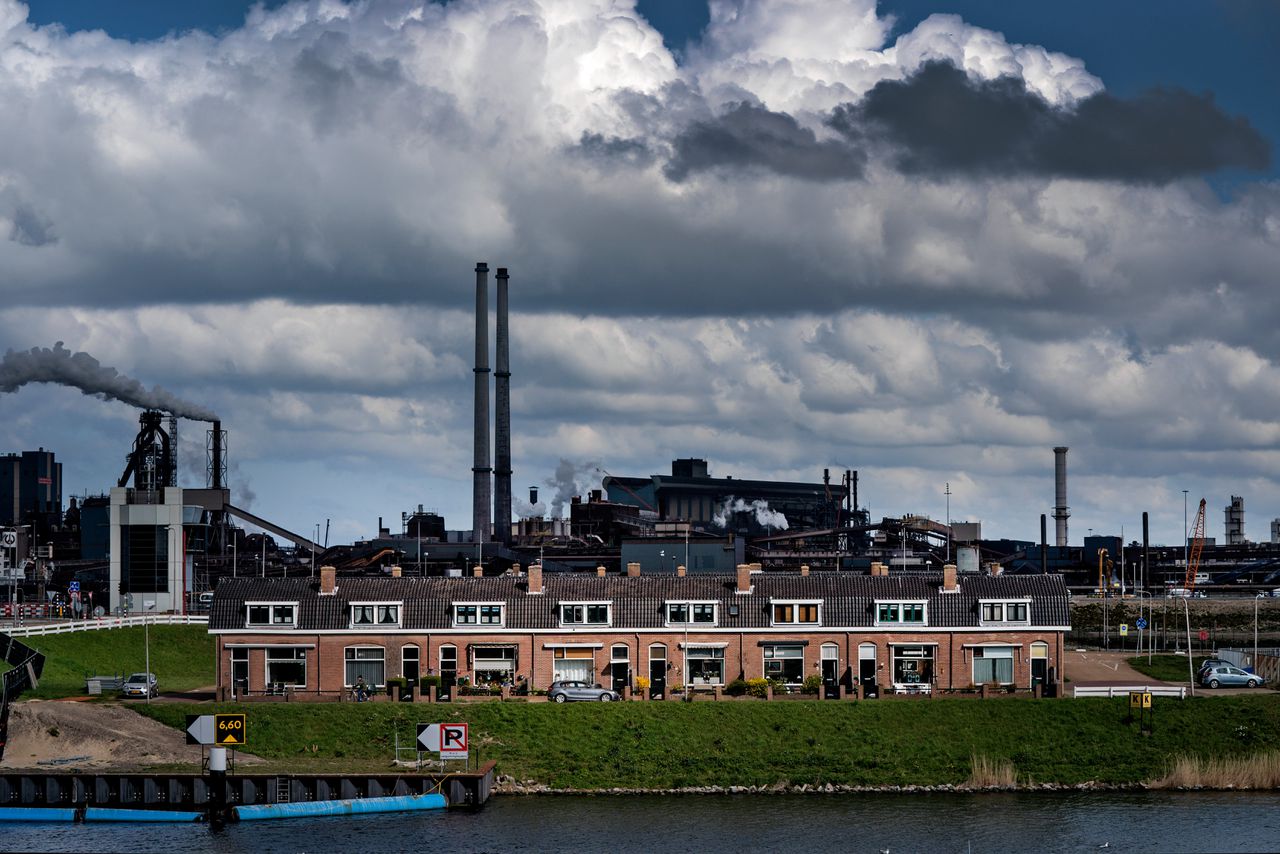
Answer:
0, 342, 218, 421
712, 497, 789, 530
545, 458, 604, 518
512, 495, 547, 519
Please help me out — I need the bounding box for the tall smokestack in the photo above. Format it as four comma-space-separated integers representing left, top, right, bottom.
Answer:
208, 419, 225, 490
494, 267, 512, 545
1052, 447, 1069, 547
1142, 511, 1149, 593
1040, 513, 1048, 574
472, 262, 492, 543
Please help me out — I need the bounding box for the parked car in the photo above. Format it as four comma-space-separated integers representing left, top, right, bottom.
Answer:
1196, 658, 1231, 680
1201, 665, 1264, 689
1270, 588, 1280, 598
121, 672, 158, 698
547, 680, 620, 703
197, 591, 214, 609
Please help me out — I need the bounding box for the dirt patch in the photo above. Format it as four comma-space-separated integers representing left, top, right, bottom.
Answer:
0, 701, 262, 771
1066, 651, 1173, 685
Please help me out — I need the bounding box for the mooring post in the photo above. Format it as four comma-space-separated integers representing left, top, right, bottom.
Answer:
209, 746, 227, 823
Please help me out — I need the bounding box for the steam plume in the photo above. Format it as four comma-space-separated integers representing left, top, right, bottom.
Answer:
713, 497, 790, 530
0, 342, 218, 421
544, 458, 603, 518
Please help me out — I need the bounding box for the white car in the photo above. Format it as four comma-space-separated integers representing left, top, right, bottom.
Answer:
121, 672, 157, 698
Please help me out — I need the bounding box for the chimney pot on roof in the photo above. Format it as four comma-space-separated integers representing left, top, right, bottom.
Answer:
943, 563, 958, 592
800, 564, 809, 577
596, 565, 606, 577
676, 564, 686, 577
472, 564, 483, 578
320, 565, 337, 595
626, 562, 641, 577
390, 565, 402, 578
527, 563, 543, 594
736, 564, 752, 593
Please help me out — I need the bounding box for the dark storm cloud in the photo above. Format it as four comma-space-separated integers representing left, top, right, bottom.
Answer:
9, 205, 56, 247
571, 132, 656, 168
665, 102, 865, 182
829, 61, 1270, 181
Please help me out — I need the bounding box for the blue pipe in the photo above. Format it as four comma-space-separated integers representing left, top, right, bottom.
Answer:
0, 807, 77, 822
234, 793, 447, 821
83, 807, 203, 822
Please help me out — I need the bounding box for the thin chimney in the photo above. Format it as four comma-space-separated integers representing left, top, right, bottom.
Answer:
472, 262, 492, 544
493, 267, 513, 545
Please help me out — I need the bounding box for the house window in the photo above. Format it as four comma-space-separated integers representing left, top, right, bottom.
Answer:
772, 602, 820, 625
979, 601, 1029, 625
560, 603, 610, 626
265, 646, 307, 688
472, 646, 517, 684
439, 645, 457, 676
231, 648, 249, 694
551, 647, 594, 683
763, 643, 805, 685
344, 647, 385, 688
973, 646, 1015, 685
875, 601, 926, 625
351, 604, 399, 627
891, 645, 935, 687
402, 645, 420, 682
454, 604, 504, 626
666, 602, 716, 625
246, 604, 296, 626
685, 646, 725, 686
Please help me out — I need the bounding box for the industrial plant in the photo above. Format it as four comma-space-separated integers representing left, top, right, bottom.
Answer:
5, 264, 1280, 620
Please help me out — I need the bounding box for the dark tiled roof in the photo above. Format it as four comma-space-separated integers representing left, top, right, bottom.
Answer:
211, 573, 1069, 631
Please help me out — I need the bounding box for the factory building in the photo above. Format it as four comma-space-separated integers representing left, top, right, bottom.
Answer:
1, 449, 62, 534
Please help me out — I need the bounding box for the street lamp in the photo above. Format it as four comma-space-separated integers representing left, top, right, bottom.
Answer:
143, 599, 156, 705
1182, 490, 1189, 570
1255, 593, 1265, 674
944, 482, 951, 563
1181, 596, 1194, 697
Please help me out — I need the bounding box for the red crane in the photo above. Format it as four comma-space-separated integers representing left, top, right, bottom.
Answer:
1184, 499, 1207, 592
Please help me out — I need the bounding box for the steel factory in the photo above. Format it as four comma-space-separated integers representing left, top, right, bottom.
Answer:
5, 263, 1280, 629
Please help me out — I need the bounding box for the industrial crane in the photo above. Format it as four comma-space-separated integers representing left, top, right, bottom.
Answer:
1184, 498, 1207, 592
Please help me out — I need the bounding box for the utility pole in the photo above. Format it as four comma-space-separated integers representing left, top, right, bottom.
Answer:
944, 482, 951, 563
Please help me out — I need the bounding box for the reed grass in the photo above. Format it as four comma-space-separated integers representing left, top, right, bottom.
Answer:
963, 753, 1017, 788
1149, 752, 1280, 789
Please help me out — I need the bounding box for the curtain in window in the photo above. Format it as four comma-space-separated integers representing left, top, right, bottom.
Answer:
345, 648, 385, 687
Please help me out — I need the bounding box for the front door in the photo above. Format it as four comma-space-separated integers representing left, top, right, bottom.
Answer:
1031, 658, 1048, 686
822, 659, 839, 698
859, 658, 877, 696
649, 659, 666, 699
611, 645, 629, 695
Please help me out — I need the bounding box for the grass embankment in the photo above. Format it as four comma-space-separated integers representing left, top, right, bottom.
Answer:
24, 625, 214, 699
1127, 655, 1202, 683
137, 695, 1280, 789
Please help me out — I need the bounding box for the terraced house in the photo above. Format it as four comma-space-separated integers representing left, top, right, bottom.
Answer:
209, 563, 1070, 700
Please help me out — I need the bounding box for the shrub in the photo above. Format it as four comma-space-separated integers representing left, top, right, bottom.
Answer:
801, 674, 824, 694
769, 678, 789, 696
419, 675, 441, 691
745, 678, 770, 697
386, 677, 408, 695
725, 679, 748, 697
635, 675, 651, 691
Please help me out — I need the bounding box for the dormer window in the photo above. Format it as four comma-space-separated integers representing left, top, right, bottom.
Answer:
874, 601, 927, 626
666, 601, 717, 626
771, 600, 821, 626
350, 603, 400, 628
560, 602, 611, 627
453, 603, 504, 627
246, 603, 297, 627
979, 600, 1030, 625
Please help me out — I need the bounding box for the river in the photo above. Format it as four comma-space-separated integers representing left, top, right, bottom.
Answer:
5, 791, 1279, 852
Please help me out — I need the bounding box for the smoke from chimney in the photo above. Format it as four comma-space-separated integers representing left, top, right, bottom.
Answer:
0, 342, 218, 421
545, 459, 603, 517
712, 497, 789, 530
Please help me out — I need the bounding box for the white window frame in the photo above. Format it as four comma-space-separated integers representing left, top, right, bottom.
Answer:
874, 600, 928, 627
978, 599, 1032, 626
349, 601, 402, 629
263, 646, 307, 688
972, 645, 1015, 686
452, 601, 506, 628
769, 599, 822, 626
402, 644, 420, 681
245, 602, 298, 628
559, 600, 612, 627
344, 645, 386, 688
665, 600, 718, 627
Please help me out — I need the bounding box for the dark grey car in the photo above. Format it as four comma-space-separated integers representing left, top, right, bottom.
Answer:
548, 680, 620, 703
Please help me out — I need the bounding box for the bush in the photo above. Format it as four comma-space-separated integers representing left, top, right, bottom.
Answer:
635, 675, 651, 691
386, 677, 408, 695
725, 679, 748, 697
745, 678, 770, 698
801, 674, 823, 694
769, 678, 789, 696
419, 675, 441, 691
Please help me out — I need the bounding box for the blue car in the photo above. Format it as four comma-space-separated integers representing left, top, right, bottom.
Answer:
1201, 665, 1264, 689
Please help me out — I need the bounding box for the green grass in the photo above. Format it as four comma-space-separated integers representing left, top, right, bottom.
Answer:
23, 625, 214, 699
1128, 655, 1202, 683
136, 694, 1280, 788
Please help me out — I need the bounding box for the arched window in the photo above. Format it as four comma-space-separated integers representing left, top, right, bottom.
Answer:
402, 644, 420, 682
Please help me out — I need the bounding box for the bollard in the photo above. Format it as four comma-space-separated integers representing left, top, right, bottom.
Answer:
713, 686, 722, 701
208, 746, 227, 824
838, 684, 847, 700
428, 686, 437, 703
1033, 684, 1042, 699
765, 685, 773, 701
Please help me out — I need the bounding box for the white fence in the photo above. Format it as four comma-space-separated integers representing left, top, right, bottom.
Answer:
1, 615, 209, 637
1072, 684, 1188, 699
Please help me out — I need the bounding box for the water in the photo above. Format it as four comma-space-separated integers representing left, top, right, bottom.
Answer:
4, 791, 1280, 853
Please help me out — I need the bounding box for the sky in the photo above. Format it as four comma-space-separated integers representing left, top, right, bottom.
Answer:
2, 0, 1279, 548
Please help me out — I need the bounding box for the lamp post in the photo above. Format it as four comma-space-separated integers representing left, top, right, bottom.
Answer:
1255, 593, 1264, 674
144, 599, 156, 705
944, 482, 951, 563
1181, 596, 1194, 697
1182, 490, 1189, 570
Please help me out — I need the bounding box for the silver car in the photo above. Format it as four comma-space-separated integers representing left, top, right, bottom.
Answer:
548, 680, 620, 703
1201, 665, 1264, 689
121, 672, 158, 698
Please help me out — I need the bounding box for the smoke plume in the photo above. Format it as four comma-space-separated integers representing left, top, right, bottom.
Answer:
544, 458, 604, 518
0, 342, 218, 421
713, 497, 790, 530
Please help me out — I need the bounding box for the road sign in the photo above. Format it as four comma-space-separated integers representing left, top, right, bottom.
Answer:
1128, 691, 1152, 709
1135, 617, 1148, 631
417, 722, 468, 759
0, 531, 15, 548
68, 581, 79, 592
1119, 623, 1129, 637
186, 714, 215, 745
1199, 630, 1209, 642
215, 713, 247, 745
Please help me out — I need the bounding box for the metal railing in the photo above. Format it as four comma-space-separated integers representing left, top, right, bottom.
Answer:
1072, 684, 1188, 699
2, 615, 209, 637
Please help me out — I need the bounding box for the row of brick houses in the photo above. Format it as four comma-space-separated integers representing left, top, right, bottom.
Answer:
208, 564, 1070, 700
